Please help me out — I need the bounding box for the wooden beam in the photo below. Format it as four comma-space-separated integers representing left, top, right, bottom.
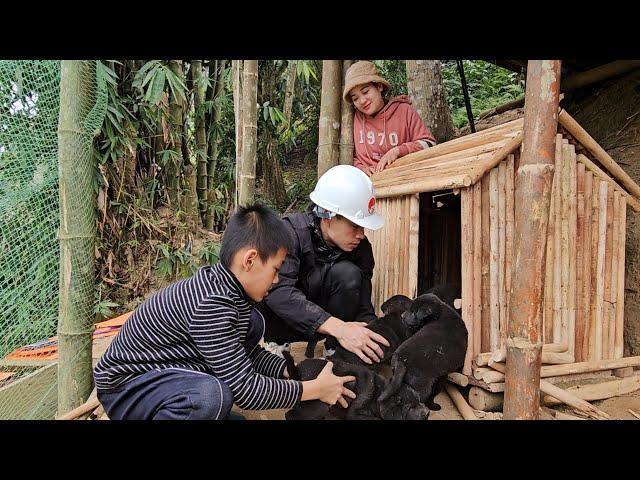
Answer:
444, 383, 478, 420
543, 375, 640, 406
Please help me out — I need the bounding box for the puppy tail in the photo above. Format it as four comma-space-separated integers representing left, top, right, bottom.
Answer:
379, 363, 407, 403
282, 350, 300, 380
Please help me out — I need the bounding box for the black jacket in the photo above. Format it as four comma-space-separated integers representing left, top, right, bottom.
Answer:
262, 210, 377, 340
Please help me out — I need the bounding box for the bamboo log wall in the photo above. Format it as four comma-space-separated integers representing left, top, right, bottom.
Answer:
370, 131, 631, 368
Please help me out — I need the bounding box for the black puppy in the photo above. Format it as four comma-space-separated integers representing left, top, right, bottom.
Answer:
380, 293, 467, 411
424, 283, 462, 313
328, 294, 416, 367
283, 351, 429, 421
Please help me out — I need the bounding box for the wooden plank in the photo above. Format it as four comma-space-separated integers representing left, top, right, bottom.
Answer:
461, 187, 474, 375
603, 186, 614, 359
615, 195, 627, 359
375, 172, 475, 198
481, 176, 491, 352
582, 172, 594, 361
408, 194, 420, 299
610, 190, 620, 358
540, 356, 640, 377
568, 144, 577, 357
575, 162, 586, 361
589, 176, 601, 360
543, 375, 640, 406
553, 134, 563, 343
488, 167, 500, 351
473, 182, 482, 357
497, 160, 507, 350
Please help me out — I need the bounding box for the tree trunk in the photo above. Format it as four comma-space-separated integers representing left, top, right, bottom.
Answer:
232, 60, 244, 208
339, 59, 355, 165
168, 60, 184, 206
57, 60, 96, 415
206, 60, 227, 230
318, 60, 342, 178
406, 60, 455, 143
238, 60, 258, 207
503, 60, 561, 420
181, 61, 199, 227
283, 60, 297, 124
192, 60, 208, 224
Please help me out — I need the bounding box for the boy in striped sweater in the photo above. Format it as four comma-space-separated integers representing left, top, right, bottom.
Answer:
93, 204, 357, 420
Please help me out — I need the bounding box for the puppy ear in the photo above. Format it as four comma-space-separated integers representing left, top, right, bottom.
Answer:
281, 350, 299, 380
378, 364, 407, 403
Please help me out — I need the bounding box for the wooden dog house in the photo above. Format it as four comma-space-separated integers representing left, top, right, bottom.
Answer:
368, 111, 640, 377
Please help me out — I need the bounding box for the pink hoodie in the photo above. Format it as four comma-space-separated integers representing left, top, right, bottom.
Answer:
352, 95, 436, 172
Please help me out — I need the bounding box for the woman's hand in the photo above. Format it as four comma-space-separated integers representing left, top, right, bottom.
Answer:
375, 147, 400, 173
301, 362, 356, 408
361, 165, 375, 177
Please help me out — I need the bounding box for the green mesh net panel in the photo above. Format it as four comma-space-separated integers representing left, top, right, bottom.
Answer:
0, 60, 107, 419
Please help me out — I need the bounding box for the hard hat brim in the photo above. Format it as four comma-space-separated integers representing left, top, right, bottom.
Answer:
346, 212, 384, 231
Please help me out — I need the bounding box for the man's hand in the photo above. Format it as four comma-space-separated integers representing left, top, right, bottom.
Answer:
374, 147, 400, 173
301, 361, 356, 408
335, 321, 390, 365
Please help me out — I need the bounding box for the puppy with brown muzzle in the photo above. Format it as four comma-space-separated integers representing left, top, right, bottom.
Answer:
283, 352, 429, 421
380, 293, 467, 411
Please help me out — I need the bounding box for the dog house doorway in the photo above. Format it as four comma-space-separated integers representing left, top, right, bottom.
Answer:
418, 190, 461, 295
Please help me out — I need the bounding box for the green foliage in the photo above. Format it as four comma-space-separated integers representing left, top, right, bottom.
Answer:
441, 60, 525, 128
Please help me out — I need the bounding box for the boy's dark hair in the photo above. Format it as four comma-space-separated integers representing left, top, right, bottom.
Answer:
219, 203, 294, 268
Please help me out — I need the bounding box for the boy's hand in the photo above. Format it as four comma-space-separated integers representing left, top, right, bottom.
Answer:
375, 147, 400, 173
314, 362, 356, 408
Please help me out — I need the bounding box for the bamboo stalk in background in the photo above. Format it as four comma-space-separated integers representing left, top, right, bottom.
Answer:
461, 188, 474, 375
339, 60, 355, 165
473, 182, 482, 357
610, 190, 620, 358
595, 181, 609, 360
615, 195, 627, 358
603, 187, 614, 359
489, 167, 500, 350
318, 60, 343, 178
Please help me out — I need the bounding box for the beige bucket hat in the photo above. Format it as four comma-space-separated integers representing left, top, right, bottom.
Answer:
342, 61, 391, 103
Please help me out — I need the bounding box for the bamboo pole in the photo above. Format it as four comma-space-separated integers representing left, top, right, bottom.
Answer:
603, 187, 614, 359
575, 162, 586, 362
560, 140, 571, 350
553, 134, 563, 344
543, 164, 556, 344
505, 154, 514, 331
444, 383, 478, 420
610, 190, 620, 358
498, 160, 507, 350
577, 153, 640, 212
568, 144, 577, 358
408, 194, 420, 299
57, 60, 98, 415
461, 188, 474, 375
338, 60, 355, 166
473, 182, 482, 357
541, 356, 640, 377
543, 375, 640, 406
558, 109, 640, 199
238, 60, 258, 206
489, 168, 500, 351
503, 60, 560, 420
582, 172, 593, 361
481, 177, 491, 352
589, 176, 601, 360
375, 173, 474, 199
615, 196, 627, 359
595, 181, 608, 360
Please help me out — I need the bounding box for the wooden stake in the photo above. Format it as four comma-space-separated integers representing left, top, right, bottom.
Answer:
553, 135, 563, 344
489, 167, 500, 351
561, 140, 571, 350
589, 177, 601, 360
444, 383, 478, 420
461, 188, 474, 375
610, 190, 620, 358
505, 154, 515, 336
539, 356, 640, 377
582, 172, 593, 362
575, 162, 586, 362
481, 176, 491, 352
603, 187, 614, 359
543, 158, 556, 344
595, 181, 608, 360
498, 160, 507, 350
568, 144, 577, 358
473, 182, 482, 357
468, 386, 503, 412
577, 153, 640, 212
615, 195, 627, 359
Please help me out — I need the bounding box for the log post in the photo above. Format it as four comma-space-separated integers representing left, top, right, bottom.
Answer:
503, 60, 561, 420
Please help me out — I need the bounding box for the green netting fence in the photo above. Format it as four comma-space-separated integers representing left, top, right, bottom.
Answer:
0, 60, 107, 419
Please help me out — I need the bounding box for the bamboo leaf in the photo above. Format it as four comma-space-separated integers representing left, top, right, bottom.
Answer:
148, 69, 166, 106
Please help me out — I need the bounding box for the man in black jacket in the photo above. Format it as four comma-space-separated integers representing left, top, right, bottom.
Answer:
258, 165, 389, 365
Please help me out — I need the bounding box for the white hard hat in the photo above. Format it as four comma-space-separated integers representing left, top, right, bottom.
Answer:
309, 165, 384, 231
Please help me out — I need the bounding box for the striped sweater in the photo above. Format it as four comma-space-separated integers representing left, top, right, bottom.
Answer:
93, 263, 303, 410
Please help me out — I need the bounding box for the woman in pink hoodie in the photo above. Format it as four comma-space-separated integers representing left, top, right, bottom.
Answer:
343, 61, 437, 176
